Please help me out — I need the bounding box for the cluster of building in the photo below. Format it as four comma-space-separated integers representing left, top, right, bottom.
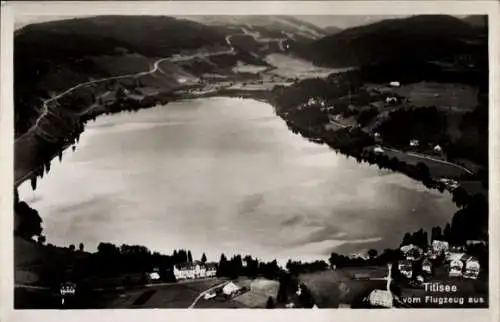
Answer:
397, 240, 482, 282
172, 261, 218, 280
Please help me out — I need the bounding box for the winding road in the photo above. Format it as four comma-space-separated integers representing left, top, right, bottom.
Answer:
328, 117, 473, 175
14, 46, 236, 187
15, 47, 235, 143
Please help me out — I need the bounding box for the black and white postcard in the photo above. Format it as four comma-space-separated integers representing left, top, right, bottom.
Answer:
0, 1, 498, 322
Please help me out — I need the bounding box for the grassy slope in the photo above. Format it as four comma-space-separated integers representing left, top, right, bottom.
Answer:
15, 237, 90, 286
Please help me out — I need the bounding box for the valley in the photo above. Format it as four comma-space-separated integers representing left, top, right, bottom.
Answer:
12, 14, 489, 309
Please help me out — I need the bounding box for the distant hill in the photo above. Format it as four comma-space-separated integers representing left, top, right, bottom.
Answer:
295, 15, 486, 68
323, 25, 342, 35
183, 15, 327, 41
15, 15, 226, 88
16, 15, 226, 58
462, 15, 488, 28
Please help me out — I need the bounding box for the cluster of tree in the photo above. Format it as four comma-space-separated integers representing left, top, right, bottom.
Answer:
65, 242, 198, 286
216, 254, 281, 280
14, 199, 43, 240
172, 249, 193, 264
285, 260, 329, 275
401, 188, 487, 249
374, 106, 449, 149
447, 102, 488, 170
357, 107, 379, 127
401, 229, 430, 249
276, 272, 316, 308
327, 248, 403, 269
270, 71, 363, 112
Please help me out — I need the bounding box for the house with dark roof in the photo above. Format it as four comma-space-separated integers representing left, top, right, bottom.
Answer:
173, 261, 218, 280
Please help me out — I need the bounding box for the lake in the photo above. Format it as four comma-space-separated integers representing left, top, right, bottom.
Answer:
19, 97, 457, 264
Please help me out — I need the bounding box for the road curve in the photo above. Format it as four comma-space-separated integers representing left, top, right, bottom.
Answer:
15, 48, 234, 143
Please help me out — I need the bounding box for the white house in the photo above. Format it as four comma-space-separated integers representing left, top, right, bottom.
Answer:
206, 263, 217, 277
432, 240, 449, 255
398, 260, 413, 279
373, 146, 385, 154
449, 259, 464, 277
464, 259, 480, 279
422, 259, 432, 274
409, 139, 420, 147
149, 271, 161, 281
400, 244, 423, 261
385, 96, 398, 104
433, 145, 443, 153
389, 81, 401, 87
466, 240, 487, 246
222, 282, 241, 296
307, 97, 317, 106
173, 261, 217, 280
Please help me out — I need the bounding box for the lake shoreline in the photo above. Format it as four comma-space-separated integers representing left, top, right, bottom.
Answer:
15, 81, 476, 208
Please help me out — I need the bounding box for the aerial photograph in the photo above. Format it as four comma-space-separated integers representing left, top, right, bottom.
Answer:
12, 12, 489, 309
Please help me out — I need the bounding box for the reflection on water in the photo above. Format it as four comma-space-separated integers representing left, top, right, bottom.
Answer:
19, 97, 457, 264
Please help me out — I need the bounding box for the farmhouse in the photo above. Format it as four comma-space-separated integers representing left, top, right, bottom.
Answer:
409, 139, 420, 147
400, 244, 423, 261
389, 81, 401, 87
422, 258, 433, 274
433, 145, 443, 153
447, 252, 466, 277
385, 96, 398, 105
449, 259, 464, 277
222, 282, 241, 296
398, 260, 413, 279
431, 240, 449, 256
173, 261, 218, 280
466, 240, 487, 246
464, 258, 480, 279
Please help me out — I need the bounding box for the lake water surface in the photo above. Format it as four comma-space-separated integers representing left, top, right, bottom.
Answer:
19, 97, 457, 264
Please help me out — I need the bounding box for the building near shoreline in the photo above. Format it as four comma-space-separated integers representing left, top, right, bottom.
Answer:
173, 261, 217, 280
409, 139, 420, 147
222, 282, 241, 296
431, 240, 449, 257
400, 244, 423, 261
464, 259, 480, 279
422, 258, 433, 274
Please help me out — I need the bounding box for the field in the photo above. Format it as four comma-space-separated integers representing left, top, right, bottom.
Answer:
194, 277, 279, 308
101, 278, 225, 308
299, 266, 388, 308
232, 62, 269, 74
392, 82, 478, 112
264, 53, 347, 79
232, 277, 280, 308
